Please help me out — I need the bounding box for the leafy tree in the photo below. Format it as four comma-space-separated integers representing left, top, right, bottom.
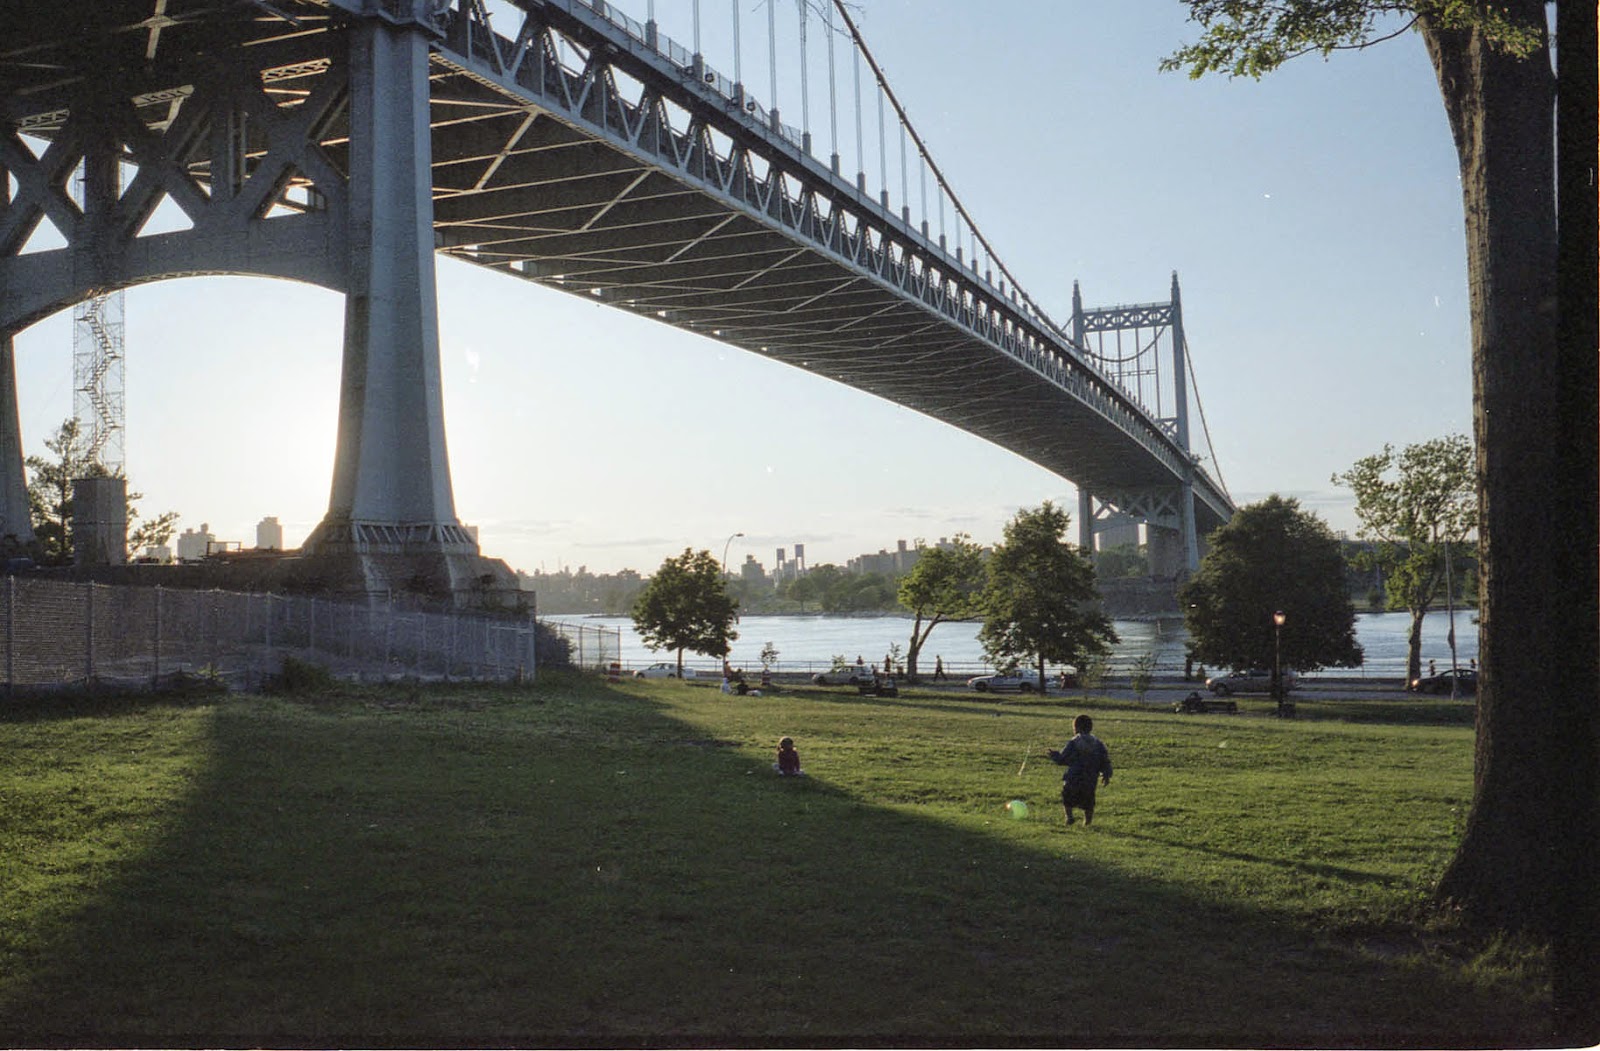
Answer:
1332, 435, 1476, 685
897, 533, 986, 681
978, 502, 1116, 689
1094, 541, 1148, 580
781, 573, 819, 612
1165, 6, 1600, 987
128, 509, 180, 560
630, 548, 739, 677
25, 418, 101, 563
1129, 652, 1158, 702
1180, 496, 1362, 693
25, 418, 177, 565
820, 569, 895, 612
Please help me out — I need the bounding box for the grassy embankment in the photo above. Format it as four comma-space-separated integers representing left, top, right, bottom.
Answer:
0, 674, 1551, 1045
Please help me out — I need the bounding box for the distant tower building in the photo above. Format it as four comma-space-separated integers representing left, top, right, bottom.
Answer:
256, 516, 284, 550
793, 543, 806, 573
176, 523, 215, 562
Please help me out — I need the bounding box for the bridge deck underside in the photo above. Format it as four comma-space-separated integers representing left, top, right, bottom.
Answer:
424, 60, 1204, 514
2, 1, 1230, 535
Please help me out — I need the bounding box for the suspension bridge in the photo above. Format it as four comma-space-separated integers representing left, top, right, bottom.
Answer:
0, 0, 1233, 598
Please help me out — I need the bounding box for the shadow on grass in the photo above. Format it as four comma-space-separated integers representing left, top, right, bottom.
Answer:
0, 682, 1546, 1047
1104, 829, 1401, 888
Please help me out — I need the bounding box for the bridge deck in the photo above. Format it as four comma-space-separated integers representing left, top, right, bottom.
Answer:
1, 0, 1233, 534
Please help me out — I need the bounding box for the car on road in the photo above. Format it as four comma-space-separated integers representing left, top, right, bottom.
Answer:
1409, 667, 1477, 694
635, 662, 694, 679
968, 670, 1043, 693
811, 666, 879, 687
1205, 668, 1295, 695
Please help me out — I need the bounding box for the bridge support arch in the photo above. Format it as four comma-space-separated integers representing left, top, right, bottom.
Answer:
0, 2, 509, 600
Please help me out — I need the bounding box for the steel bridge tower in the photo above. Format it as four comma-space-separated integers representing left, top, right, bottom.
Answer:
1073, 273, 1205, 579
0, 0, 510, 600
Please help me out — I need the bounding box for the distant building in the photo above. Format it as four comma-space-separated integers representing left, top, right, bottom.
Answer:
256, 516, 284, 550
176, 523, 215, 562
740, 554, 767, 584
847, 538, 926, 575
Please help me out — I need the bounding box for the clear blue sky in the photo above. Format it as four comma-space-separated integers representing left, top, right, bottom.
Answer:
12, 1, 1471, 577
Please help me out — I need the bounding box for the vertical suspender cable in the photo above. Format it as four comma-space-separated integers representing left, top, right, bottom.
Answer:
899, 120, 908, 222
852, 45, 864, 190
798, 0, 810, 151
921, 151, 934, 233
877, 84, 887, 208
693, 0, 701, 58
825, 0, 839, 172
731, 0, 741, 93
829, 0, 1069, 337
768, 0, 777, 127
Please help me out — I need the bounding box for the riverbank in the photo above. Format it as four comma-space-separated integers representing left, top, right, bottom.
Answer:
548, 609, 1479, 682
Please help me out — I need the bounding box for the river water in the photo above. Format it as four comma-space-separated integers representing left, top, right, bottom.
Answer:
553, 608, 1478, 680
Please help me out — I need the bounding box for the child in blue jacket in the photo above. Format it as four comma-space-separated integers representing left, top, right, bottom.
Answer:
1048, 714, 1113, 826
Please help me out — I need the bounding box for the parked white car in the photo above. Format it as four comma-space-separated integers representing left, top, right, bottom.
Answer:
1205, 668, 1294, 695
635, 662, 695, 679
811, 666, 879, 687
967, 670, 1043, 693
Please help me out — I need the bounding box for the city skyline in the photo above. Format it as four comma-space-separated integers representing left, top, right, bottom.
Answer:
10, 2, 1471, 577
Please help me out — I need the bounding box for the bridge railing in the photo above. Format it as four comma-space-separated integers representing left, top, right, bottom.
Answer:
1, 577, 538, 694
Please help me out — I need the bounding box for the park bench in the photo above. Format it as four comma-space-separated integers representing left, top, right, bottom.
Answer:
1175, 692, 1237, 715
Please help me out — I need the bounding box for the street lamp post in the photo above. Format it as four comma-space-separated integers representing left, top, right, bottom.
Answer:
722, 531, 744, 577
1273, 610, 1287, 716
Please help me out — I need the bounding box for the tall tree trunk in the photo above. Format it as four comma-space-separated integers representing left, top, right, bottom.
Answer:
1406, 606, 1426, 685
1548, 1, 1599, 1038
905, 611, 926, 681
1421, 9, 1564, 931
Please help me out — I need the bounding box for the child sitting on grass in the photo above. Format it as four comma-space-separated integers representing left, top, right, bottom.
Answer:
774, 736, 804, 776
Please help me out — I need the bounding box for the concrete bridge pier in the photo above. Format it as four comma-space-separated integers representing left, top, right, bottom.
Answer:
0, 332, 31, 547
1146, 524, 1186, 580
0, 2, 513, 602
297, 11, 513, 604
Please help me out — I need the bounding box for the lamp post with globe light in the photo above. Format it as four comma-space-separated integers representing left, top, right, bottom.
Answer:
1273, 610, 1288, 716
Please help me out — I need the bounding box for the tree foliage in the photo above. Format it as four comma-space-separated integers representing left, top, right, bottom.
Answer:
25, 418, 102, 563
978, 503, 1116, 686
630, 548, 739, 676
897, 533, 986, 680
1161, 1, 1543, 81
25, 417, 180, 565
1332, 434, 1476, 682
1180, 496, 1362, 676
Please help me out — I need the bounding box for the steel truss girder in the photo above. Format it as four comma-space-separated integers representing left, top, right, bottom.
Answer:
3, 0, 1234, 545
1, 36, 354, 332
427, 0, 1232, 530
1087, 489, 1187, 533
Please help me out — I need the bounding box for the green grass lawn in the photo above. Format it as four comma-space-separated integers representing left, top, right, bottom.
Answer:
0, 675, 1551, 1046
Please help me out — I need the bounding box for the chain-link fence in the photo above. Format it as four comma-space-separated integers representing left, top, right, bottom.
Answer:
537, 618, 622, 671
2, 576, 539, 693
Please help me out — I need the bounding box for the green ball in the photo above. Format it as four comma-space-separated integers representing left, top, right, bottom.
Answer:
1006, 799, 1029, 819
